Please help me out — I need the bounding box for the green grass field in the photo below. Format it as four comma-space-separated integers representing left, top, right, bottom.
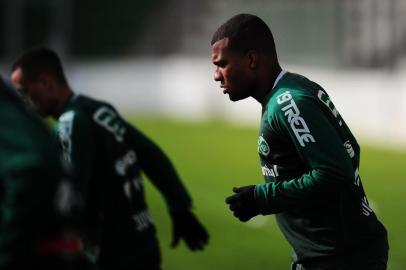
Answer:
127, 117, 406, 270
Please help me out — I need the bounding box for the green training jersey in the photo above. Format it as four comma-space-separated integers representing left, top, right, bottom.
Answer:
254, 71, 387, 263
56, 94, 192, 269
0, 79, 77, 269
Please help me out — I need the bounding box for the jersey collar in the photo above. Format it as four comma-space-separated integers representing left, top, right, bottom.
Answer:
272, 70, 287, 89
261, 70, 287, 107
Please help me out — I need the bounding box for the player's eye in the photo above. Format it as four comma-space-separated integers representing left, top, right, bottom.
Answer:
217, 61, 226, 68
213, 59, 226, 68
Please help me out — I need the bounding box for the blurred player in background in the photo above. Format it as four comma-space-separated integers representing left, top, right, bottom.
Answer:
0, 77, 91, 269
211, 14, 388, 270
10, 48, 209, 270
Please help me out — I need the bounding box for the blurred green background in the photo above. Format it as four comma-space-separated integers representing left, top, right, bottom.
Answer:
127, 117, 406, 270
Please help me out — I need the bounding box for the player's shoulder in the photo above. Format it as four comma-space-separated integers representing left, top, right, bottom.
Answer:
271, 72, 324, 103
266, 72, 323, 120
76, 94, 118, 116
0, 89, 58, 169
65, 94, 109, 112
277, 72, 322, 95
59, 94, 117, 123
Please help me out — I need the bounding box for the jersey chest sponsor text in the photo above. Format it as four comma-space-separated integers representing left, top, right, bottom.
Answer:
93, 106, 126, 142
276, 91, 315, 147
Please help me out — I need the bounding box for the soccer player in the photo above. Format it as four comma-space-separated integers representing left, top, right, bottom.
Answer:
10, 48, 209, 270
0, 77, 91, 269
211, 14, 388, 270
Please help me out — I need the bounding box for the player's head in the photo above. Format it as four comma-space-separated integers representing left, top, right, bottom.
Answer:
11, 47, 71, 117
211, 14, 279, 102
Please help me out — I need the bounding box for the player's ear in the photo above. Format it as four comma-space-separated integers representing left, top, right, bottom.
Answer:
246, 50, 258, 69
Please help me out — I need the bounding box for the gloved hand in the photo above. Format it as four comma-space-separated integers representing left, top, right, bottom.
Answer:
169, 210, 209, 251
225, 185, 258, 222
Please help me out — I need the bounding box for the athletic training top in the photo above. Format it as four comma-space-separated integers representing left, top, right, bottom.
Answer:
255, 71, 387, 263
56, 94, 192, 269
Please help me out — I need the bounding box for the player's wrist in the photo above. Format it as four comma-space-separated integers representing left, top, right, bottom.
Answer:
254, 183, 273, 215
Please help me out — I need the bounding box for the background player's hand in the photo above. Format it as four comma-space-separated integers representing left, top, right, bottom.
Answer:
225, 185, 258, 222
169, 210, 209, 251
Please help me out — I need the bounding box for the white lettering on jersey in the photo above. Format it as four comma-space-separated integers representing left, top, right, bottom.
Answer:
353, 168, 373, 216
354, 167, 360, 186
93, 107, 126, 142
123, 176, 142, 200
123, 181, 132, 199
344, 140, 355, 158
132, 209, 154, 232
261, 164, 279, 177
116, 150, 143, 200
317, 90, 343, 126
318, 91, 356, 159
362, 196, 373, 216
277, 91, 315, 147
273, 165, 279, 177
132, 176, 142, 191
115, 150, 137, 176
57, 111, 75, 168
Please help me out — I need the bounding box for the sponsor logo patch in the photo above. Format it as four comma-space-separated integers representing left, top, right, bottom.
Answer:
258, 135, 270, 156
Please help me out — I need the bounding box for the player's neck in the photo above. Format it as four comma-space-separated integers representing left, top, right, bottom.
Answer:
253, 65, 282, 103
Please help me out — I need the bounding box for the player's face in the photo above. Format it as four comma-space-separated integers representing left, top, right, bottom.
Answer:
211, 38, 254, 101
11, 67, 53, 117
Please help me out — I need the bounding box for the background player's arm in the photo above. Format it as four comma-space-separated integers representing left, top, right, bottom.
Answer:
255, 91, 354, 214
126, 123, 208, 250
125, 123, 191, 211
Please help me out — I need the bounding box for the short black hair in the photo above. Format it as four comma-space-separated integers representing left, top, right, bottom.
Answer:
11, 47, 68, 84
211, 14, 276, 55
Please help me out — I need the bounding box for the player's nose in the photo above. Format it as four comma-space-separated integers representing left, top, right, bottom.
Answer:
214, 69, 222, 82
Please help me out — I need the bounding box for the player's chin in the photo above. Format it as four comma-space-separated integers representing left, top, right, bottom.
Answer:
228, 92, 247, 102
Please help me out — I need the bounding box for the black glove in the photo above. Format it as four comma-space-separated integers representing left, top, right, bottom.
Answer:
169, 210, 209, 251
225, 185, 258, 222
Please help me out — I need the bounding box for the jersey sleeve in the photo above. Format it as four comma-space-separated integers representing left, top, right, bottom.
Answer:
125, 122, 192, 211
255, 90, 355, 214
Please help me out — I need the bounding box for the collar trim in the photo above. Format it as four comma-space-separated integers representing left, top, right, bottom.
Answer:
272, 70, 287, 89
